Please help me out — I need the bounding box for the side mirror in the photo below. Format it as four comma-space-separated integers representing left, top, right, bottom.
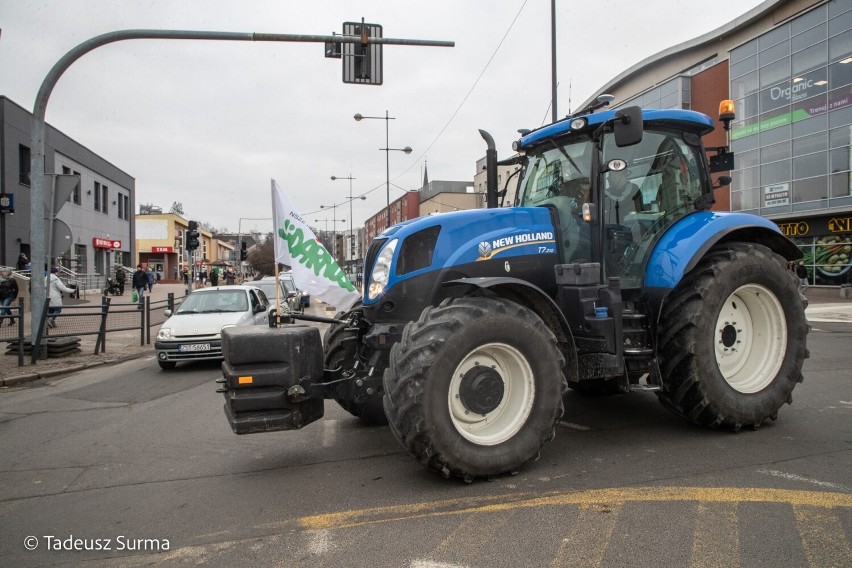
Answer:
614, 106, 643, 147
164, 309, 172, 317
714, 175, 732, 188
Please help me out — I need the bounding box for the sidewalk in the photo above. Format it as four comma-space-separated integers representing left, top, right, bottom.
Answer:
1, 285, 850, 386
0, 283, 188, 385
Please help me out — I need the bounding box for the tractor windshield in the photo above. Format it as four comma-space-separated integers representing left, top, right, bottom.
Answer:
517, 137, 595, 263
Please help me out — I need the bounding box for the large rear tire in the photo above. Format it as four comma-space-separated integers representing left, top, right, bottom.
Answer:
383, 297, 566, 481
657, 242, 808, 430
323, 308, 387, 426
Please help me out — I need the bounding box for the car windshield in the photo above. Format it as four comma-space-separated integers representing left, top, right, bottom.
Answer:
280, 276, 296, 293
176, 290, 248, 313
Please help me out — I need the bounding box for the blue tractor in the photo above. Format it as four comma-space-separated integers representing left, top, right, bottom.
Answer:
220, 98, 808, 482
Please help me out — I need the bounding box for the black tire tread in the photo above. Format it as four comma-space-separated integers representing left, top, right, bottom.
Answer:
383, 296, 566, 481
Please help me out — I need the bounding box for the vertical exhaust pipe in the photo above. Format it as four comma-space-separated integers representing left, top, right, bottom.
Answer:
478, 129, 498, 209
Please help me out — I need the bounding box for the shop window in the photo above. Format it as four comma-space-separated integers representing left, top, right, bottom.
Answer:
829, 9, 852, 37
760, 122, 792, 145
760, 57, 791, 88
793, 152, 828, 179
830, 124, 852, 147
830, 146, 851, 172
761, 160, 791, 186
829, 102, 852, 128
828, 58, 852, 89
731, 39, 757, 64
830, 171, 852, 197
742, 166, 761, 189
792, 5, 826, 37
732, 71, 759, 100
792, 176, 828, 202
760, 41, 790, 66
793, 42, 827, 75
793, 112, 828, 138
793, 22, 827, 53
730, 55, 757, 79
762, 141, 791, 163
829, 28, 852, 61
738, 149, 760, 169
758, 23, 790, 51
731, 188, 759, 210
794, 132, 828, 156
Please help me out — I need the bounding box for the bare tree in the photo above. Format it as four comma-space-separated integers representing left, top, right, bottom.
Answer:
245, 233, 276, 276
169, 202, 184, 215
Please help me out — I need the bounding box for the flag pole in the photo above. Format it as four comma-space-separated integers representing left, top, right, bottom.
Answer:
274, 261, 281, 327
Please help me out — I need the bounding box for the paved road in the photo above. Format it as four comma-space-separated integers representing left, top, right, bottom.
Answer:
0, 321, 849, 567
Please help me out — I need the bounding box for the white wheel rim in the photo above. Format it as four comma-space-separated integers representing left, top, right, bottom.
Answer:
448, 342, 535, 445
714, 284, 786, 393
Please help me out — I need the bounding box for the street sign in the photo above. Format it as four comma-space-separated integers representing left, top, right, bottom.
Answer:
0, 193, 13, 214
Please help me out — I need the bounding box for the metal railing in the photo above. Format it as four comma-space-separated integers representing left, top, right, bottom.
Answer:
0, 292, 185, 366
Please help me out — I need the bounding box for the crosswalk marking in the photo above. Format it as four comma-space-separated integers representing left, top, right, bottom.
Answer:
794, 504, 852, 568
689, 501, 739, 568
551, 503, 622, 568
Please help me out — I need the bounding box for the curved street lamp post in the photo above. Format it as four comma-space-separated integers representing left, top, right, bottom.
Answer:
354, 111, 412, 228
330, 174, 366, 270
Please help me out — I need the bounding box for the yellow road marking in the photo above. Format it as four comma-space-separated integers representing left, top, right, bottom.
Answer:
551, 502, 622, 568
794, 504, 852, 568
689, 501, 739, 568
299, 487, 852, 531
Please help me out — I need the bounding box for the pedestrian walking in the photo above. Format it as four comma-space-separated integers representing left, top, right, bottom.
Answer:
45, 266, 75, 328
146, 267, 155, 292
201, 268, 208, 287
16, 252, 29, 271
796, 261, 809, 291
182, 267, 189, 286
115, 266, 126, 295
0, 268, 19, 325
210, 268, 219, 287
132, 264, 147, 309
224, 268, 236, 286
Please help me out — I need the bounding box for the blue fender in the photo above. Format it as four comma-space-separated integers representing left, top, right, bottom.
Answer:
645, 211, 800, 289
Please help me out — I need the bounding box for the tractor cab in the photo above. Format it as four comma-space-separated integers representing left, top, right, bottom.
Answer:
515, 107, 715, 288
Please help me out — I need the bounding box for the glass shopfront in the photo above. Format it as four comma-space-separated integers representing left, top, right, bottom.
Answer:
729, 0, 852, 216
776, 213, 852, 286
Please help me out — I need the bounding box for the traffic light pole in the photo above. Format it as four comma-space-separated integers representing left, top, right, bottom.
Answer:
28, 27, 453, 341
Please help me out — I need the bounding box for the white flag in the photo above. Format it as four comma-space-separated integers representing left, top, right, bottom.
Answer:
271, 179, 360, 312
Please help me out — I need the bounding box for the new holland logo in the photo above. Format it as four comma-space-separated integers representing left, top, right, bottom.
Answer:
477, 231, 555, 261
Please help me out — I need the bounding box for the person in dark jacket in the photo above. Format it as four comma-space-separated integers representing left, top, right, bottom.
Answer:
0, 268, 19, 325
132, 265, 147, 309
115, 266, 126, 295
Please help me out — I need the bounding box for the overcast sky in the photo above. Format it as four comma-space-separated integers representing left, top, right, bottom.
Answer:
1, 0, 766, 235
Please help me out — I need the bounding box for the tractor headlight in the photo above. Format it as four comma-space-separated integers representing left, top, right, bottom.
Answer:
157, 328, 172, 340
368, 238, 398, 300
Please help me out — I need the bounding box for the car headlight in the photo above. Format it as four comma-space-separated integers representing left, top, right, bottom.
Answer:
368, 238, 398, 300
157, 328, 172, 340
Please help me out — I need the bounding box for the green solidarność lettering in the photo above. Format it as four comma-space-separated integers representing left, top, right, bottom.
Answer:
279, 220, 357, 293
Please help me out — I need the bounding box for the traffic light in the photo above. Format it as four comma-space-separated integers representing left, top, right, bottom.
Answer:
186, 220, 200, 251
342, 21, 383, 85
240, 241, 247, 261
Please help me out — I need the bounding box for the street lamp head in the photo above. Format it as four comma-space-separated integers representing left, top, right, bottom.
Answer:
330, 176, 337, 181
403, 146, 413, 154
359, 196, 366, 201
354, 113, 363, 121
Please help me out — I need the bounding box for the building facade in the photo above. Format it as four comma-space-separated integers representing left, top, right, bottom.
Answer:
1, 97, 135, 280
419, 180, 478, 215
579, 0, 852, 286
473, 156, 523, 207
364, 191, 421, 242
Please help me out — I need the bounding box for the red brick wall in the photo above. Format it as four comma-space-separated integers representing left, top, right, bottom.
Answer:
691, 61, 732, 212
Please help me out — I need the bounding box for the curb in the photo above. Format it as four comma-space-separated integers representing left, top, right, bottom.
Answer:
1, 350, 149, 388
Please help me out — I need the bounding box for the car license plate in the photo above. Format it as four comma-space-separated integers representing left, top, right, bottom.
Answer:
179, 344, 211, 352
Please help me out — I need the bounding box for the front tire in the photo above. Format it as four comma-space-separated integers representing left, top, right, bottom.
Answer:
658, 243, 808, 430
323, 307, 387, 426
383, 297, 566, 481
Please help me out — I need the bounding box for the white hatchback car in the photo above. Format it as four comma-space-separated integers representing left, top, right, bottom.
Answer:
155, 286, 269, 370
